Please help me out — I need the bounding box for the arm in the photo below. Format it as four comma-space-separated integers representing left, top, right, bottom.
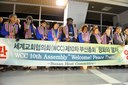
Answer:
90, 34, 97, 43
74, 26, 78, 39
48, 31, 54, 41
63, 26, 70, 41
24, 22, 29, 33
35, 28, 43, 40
1, 24, 9, 37
113, 34, 124, 45
78, 33, 85, 43
58, 32, 62, 41
63, 26, 68, 38
15, 25, 20, 40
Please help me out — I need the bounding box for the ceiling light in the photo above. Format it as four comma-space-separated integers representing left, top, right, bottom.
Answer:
102, 7, 112, 11
92, 6, 95, 8
56, 0, 66, 6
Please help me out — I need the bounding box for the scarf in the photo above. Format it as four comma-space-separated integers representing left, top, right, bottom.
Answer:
82, 32, 90, 42
52, 28, 60, 40
65, 24, 77, 39
94, 34, 101, 44
24, 22, 35, 39
5, 22, 18, 38
115, 33, 124, 42
38, 26, 47, 40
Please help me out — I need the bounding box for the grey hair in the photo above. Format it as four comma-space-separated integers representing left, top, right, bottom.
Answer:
9, 14, 17, 19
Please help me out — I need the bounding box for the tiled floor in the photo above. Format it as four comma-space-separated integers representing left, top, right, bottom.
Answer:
0, 68, 128, 85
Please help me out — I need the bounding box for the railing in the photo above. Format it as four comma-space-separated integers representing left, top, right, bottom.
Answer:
0, 38, 127, 66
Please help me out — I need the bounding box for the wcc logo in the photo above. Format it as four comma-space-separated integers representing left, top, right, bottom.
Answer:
0, 46, 8, 59
124, 50, 128, 60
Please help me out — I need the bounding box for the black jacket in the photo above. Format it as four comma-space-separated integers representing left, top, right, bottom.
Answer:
90, 34, 98, 44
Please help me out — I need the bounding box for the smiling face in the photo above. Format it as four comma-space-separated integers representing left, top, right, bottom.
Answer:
92, 25, 99, 32
68, 20, 73, 25
54, 23, 59, 30
41, 22, 47, 28
116, 27, 122, 34
10, 15, 17, 24
94, 28, 99, 35
82, 26, 88, 33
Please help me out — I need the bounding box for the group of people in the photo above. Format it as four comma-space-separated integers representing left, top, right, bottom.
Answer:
0, 14, 128, 45
0, 14, 128, 71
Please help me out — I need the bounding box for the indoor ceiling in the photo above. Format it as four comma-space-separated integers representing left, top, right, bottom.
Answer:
88, 2, 128, 14
0, 0, 128, 15
0, 0, 64, 16
74, 0, 128, 7
0, 0, 128, 19
74, 0, 128, 14
0, 0, 59, 7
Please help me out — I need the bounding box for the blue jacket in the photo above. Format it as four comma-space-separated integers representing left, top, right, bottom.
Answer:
1, 23, 19, 38
48, 29, 62, 41
1, 24, 9, 37
78, 33, 85, 43
36, 28, 43, 40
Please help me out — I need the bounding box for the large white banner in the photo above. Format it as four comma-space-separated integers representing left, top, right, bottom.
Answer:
0, 38, 127, 66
